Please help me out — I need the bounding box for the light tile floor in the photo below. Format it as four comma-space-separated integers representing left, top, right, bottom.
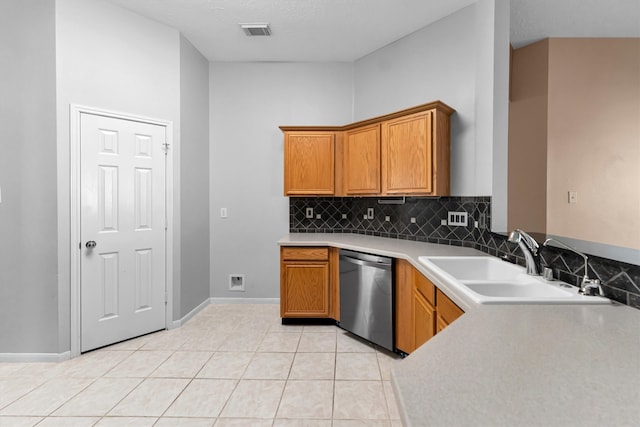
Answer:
0, 304, 403, 426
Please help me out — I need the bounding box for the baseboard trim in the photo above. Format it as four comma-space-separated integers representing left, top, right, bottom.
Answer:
0, 351, 71, 363
209, 297, 280, 304
170, 298, 211, 329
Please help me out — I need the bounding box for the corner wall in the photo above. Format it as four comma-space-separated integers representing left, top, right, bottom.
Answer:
353, 4, 479, 196
0, 0, 59, 353
209, 62, 353, 299
56, 0, 182, 350
178, 35, 211, 319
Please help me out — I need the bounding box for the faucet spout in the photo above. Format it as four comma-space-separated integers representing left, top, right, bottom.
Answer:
508, 229, 541, 275
542, 237, 604, 296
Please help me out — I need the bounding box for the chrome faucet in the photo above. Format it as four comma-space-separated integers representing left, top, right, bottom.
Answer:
508, 229, 541, 275
543, 238, 604, 296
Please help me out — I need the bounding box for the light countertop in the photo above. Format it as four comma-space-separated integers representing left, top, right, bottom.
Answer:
279, 233, 640, 426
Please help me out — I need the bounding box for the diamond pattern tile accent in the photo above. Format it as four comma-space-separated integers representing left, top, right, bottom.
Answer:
289, 196, 640, 310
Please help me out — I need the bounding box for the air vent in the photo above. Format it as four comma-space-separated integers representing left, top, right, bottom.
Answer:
240, 23, 271, 36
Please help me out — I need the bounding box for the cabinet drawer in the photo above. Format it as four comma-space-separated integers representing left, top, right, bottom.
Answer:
414, 272, 435, 306
281, 247, 329, 261
436, 288, 464, 325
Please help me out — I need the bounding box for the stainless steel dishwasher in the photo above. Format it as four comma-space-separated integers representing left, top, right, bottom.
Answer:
339, 249, 394, 351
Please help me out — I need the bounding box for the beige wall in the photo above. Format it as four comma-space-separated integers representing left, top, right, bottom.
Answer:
509, 38, 640, 250
508, 40, 549, 234
547, 38, 640, 250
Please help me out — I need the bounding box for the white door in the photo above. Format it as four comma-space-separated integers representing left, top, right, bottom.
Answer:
80, 113, 166, 352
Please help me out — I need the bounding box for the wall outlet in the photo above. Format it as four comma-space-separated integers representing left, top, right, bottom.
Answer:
305, 207, 313, 218
229, 274, 245, 292
447, 211, 468, 226
367, 208, 374, 219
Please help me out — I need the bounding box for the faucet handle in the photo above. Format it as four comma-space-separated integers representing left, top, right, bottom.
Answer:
580, 278, 604, 297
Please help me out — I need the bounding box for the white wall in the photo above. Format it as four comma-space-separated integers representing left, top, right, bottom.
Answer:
353, 5, 479, 196
56, 0, 181, 349
209, 62, 353, 299
0, 0, 58, 354
353, 2, 510, 199
179, 35, 210, 318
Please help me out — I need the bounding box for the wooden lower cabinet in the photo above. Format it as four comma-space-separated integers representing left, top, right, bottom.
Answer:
436, 288, 464, 332
280, 247, 338, 319
395, 259, 464, 354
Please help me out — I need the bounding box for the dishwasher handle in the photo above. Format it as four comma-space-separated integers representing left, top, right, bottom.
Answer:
340, 254, 392, 269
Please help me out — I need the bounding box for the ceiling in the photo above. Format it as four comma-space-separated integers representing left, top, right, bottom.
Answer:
104, 0, 640, 61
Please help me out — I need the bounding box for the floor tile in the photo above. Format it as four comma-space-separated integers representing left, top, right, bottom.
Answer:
179, 332, 227, 352
164, 379, 237, 418
0, 378, 46, 410
35, 417, 100, 427
335, 353, 381, 380
155, 417, 216, 427
104, 351, 172, 378
376, 351, 400, 381
297, 333, 337, 353
337, 332, 376, 353
214, 418, 273, 426
140, 330, 190, 351
217, 333, 265, 352
302, 325, 337, 333
150, 351, 212, 378
108, 378, 188, 417
277, 380, 333, 419
383, 381, 401, 420
243, 353, 293, 380
257, 332, 301, 352
197, 352, 252, 379
0, 417, 42, 427
94, 416, 157, 426
58, 350, 133, 378
289, 353, 335, 380
219, 379, 285, 418
268, 322, 304, 333
52, 378, 141, 416
0, 378, 93, 416
333, 381, 388, 420
272, 420, 331, 427
332, 420, 392, 426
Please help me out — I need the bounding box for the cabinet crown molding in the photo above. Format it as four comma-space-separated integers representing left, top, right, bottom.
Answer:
279, 100, 455, 132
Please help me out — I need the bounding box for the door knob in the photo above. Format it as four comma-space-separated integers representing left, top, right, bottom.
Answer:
85, 241, 97, 249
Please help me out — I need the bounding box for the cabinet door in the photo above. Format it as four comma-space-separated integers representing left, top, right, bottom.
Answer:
413, 289, 435, 349
436, 288, 464, 332
343, 124, 381, 194
284, 132, 335, 195
395, 260, 414, 353
281, 262, 330, 318
381, 111, 433, 194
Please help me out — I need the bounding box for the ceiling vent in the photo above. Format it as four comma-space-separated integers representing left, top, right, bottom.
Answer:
240, 23, 272, 37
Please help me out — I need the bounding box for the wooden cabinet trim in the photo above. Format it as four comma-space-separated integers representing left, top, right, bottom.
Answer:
279, 100, 455, 132
281, 247, 329, 261
436, 288, 464, 326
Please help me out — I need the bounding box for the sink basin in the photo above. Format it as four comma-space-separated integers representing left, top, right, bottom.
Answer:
423, 256, 523, 281
418, 256, 611, 305
463, 282, 574, 298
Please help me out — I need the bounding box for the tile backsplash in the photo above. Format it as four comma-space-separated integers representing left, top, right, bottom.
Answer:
289, 196, 640, 309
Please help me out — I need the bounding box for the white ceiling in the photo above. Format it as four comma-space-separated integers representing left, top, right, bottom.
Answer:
104, 0, 640, 61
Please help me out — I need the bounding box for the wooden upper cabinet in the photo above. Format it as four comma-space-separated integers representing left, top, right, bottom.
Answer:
284, 131, 335, 195
281, 101, 453, 197
343, 124, 381, 195
381, 111, 434, 194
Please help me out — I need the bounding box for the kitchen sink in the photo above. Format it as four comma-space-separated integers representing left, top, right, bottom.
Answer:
418, 256, 611, 305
